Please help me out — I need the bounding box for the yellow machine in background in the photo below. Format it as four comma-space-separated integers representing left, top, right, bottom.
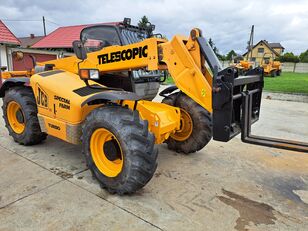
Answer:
0, 18, 306, 195
231, 58, 253, 75
261, 53, 282, 77
262, 60, 282, 77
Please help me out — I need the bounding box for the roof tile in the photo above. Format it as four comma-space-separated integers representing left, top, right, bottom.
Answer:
32, 22, 119, 48
0, 20, 20, 45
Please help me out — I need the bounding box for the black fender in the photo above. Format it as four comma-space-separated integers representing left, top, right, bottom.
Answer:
159, 85, 178, 98
0, 77, 30, 97
81, 90, 142, 107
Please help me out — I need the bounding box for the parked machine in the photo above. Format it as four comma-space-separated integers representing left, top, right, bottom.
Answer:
261, 53, 282, 77
231, 56, 253, 75
0, 18, 307, 194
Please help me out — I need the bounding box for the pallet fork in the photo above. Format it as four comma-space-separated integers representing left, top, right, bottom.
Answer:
197, 37, 308, 153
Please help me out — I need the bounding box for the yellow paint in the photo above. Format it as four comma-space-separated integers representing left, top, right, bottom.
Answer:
3, 28, 215, 144
90, 128, 123, 177
124, 100, 181, 144
170, 109, 193, 142
7, 101, 25, 134
40, 115, 67, 141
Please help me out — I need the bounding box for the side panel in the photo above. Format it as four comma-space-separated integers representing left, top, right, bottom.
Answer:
30, 70, 100, 124
30, 70, 181, 144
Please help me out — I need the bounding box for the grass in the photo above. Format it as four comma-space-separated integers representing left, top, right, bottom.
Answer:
164, 72, 308, 94
264, 72, 308, 94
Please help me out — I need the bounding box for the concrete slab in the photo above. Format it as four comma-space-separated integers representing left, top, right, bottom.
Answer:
0, 102, 87, 178
69, 142, 308, 231
0, 146, 62, 208
0, 181, 160, 231
0, 91, 308, 231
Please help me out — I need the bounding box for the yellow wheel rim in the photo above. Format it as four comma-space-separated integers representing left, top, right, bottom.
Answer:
7, 101, 25, 134
171, 109, 193, 141
90, 128, 123, 177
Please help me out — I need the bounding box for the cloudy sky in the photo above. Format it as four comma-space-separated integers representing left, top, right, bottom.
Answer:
1, 0, 307, 55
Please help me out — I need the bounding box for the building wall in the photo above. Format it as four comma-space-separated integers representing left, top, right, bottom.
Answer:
273, 48, 283, 55
0, 45, 8, 69
8, 48, 73, 71
244, 42, 278, 65
13, 52, 57, 71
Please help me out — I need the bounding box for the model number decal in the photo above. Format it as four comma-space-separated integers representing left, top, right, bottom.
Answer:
48, 123, 60, 130
98, 45, 148, 64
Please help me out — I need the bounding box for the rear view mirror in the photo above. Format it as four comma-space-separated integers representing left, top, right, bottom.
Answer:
72, 40, 87, 60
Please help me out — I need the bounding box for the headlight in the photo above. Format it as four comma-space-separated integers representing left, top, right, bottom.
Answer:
79, 69, 99, 80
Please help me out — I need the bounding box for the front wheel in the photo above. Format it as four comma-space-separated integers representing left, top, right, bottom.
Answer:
82, 106, 158, 195
162, 92, 212, 154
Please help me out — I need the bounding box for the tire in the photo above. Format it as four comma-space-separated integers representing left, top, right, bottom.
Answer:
277, 70, 281, 76
2, 87, 47, 145
162, 92, 212, 154
82, 106, 158, 195
270, 70, 277, 77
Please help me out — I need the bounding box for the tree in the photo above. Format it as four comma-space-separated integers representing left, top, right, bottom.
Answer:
138, 16, 149, 29
226, 50, 237, 61
278, 52, 300, 63
208, 38, 225, 60
299, 50, 308, 63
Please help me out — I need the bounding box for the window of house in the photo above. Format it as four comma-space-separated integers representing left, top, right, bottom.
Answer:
250, 57, 256, 61
258, 48, 264, 53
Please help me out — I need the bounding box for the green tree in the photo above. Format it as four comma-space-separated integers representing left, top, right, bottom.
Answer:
138, 16, 149, 28
226, 50, 237, 61
278, 52, 300, 63
299, 50, 308, 63
208, 38, 225, 60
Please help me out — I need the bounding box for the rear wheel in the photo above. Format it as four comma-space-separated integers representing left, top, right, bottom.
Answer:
82, 106, 158, 194
270, 70, 277, 77
277, 70, 281, 76
2, 87, 47, 145
162, 92, 212, 154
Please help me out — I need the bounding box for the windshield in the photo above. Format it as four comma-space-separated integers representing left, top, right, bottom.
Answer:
81, 26, 121, 52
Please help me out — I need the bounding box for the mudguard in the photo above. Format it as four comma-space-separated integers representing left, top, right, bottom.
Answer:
81, 90, 142, 107
0, 77, 30, 97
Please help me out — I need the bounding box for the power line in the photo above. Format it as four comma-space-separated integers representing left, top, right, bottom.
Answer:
45, 19, 61, 26
0, 19, 42, 22
1, 18, 61, 26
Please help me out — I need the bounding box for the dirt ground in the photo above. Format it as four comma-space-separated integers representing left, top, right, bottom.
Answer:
0, 91, 307, 231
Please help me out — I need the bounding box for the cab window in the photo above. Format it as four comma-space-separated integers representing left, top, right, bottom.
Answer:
81, 26, 121, 52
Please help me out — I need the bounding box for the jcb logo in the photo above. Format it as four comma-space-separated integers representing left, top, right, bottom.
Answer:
37, 85, 48, 108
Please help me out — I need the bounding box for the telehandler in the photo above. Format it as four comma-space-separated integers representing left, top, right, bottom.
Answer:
261, 53, 282, 77
0, 19, 307, 194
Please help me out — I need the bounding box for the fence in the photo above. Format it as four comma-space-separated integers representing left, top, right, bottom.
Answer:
220, 61, 308, 74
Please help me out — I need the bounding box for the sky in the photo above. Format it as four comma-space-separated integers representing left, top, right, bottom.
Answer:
1, 0, 307, 55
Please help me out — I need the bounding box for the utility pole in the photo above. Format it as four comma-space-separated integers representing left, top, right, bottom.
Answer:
247, 25, 254, 61
42, 16, 46, 36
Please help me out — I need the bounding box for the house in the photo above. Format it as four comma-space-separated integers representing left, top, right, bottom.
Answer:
31, 22, 117, 52
18, 34, 44, 48
0, 20, 61, 72
0, 20, 20, 71
243, 40, 284, 65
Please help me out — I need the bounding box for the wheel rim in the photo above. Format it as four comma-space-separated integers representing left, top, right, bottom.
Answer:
171, 109, 193, 141
90, 128, 123, 177
7, 101, 25, 134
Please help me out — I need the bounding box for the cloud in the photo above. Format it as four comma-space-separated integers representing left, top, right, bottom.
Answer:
1, 0, 307, 54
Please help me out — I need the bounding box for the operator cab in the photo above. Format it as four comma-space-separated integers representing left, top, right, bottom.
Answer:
80, 18, 165, 100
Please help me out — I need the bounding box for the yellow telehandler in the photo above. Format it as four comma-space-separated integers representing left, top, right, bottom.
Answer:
0, 18, 307, 194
